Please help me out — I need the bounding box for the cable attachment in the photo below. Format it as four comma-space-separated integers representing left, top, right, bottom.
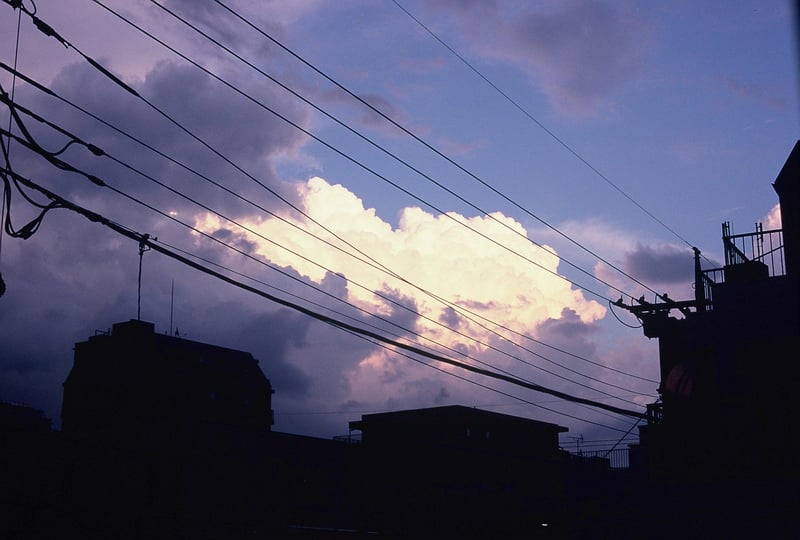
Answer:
2, 0, 36, 14
32, 15, 67, 47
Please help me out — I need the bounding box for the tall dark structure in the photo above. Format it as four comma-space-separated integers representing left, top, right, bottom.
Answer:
60, 319, 276, 537
63, 319, 274, 440
620, 141, 800, 481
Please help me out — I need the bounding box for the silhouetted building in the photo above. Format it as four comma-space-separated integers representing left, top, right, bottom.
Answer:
60, 319, 276, 538
0, 402, 60, 538
63, 319, 273, 442
0, 400, 52, 433
609, 141, 800, 538
349, 405, 568, 537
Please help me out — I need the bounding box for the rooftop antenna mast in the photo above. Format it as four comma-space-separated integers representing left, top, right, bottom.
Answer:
137, 234, 151, 320
169, 279, 174, 336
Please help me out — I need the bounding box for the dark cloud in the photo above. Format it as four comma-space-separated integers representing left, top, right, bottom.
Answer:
512, 1, 643, 108
15, 57, 310, 229
534, 308, 598, 360
439, 306, 463, 327
314, 271, 348, 301
374, 286, 421, 338
320, 88, 407, 136
385, 377, 452, 410
228, 310, 313, 398
161, 0, 286, 58
624, 243, 693, 284
424, 0, 647, 115
210, 227, 258, 255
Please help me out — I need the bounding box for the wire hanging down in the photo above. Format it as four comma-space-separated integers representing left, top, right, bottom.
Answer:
1, 5, 662, 389
0, 89, 657, 401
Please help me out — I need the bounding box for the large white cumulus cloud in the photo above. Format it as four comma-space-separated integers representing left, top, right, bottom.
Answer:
195, 176, 606, 358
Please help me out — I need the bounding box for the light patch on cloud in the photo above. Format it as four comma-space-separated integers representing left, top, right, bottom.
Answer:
763, 203, 781, 230
718, 75, 789, 111
195, 177, 606, 359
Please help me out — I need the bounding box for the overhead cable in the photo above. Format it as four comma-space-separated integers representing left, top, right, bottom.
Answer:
3, 168, 647, 420
209, 0, 681, 298
390, 0, 706, 264
151, 0, 643, 306
0, 62, 658, 388
0, 115, 649, 406
89, 0, 617, 306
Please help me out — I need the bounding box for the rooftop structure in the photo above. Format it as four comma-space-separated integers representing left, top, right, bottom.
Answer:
618, 141, 800, 480
62, 319, 273, 445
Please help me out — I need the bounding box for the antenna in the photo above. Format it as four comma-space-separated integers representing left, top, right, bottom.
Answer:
169, 279, 174, 336
137, 234, 150, 320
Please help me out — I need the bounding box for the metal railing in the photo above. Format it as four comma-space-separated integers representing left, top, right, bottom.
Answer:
720, 223, 784, 277
699, 225, 784, 307
567, 448, 630, 469
333, 432, 362, 445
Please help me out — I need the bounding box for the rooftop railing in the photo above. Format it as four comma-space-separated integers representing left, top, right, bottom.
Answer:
700, 224, 784, 304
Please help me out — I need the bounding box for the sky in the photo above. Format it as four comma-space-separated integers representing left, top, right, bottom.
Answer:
1, 0, 798, 448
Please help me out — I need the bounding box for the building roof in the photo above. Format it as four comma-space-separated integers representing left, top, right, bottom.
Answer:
350, 404, 567, 433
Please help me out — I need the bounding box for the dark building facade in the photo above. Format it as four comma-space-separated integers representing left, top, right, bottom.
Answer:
626, 141, 800, 481
63, 319, 274, 441
60, 319, 276, 538
608, 142, 800, 538
349, 405, 568, 537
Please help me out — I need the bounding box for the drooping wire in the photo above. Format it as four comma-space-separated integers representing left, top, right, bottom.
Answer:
4, 166, 647, 420
0, 1, 23, 294
0, 63, 658, 388
5, 6, 661, 386
1, 116, 649, 406
89, 0, 617, 306
0, 61, 659, 401
608, 300, 643, 329
150, 0, 646, 307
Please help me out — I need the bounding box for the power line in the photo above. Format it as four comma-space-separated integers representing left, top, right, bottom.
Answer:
2, 3, 655, 411
0, 62, 657, 389
390, 0, 706, 263
0, 107, 649, 406
209, 0, 682, 298
5, 11, 660, 397
1, 165, 646, 420
151, 0, 648, 307
3, 6, 660, 387
90, 0, 618, 307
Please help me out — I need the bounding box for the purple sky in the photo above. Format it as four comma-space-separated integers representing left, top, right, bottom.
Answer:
1, 0, 797, 446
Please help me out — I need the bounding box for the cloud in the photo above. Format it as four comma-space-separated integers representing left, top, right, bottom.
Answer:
423, 0, 649, 116
12, 56, 313, 235
763, 203, 781, 230
161, 0, 323, 53
194, 177, 607, 355
718, 75, 789, 111
534, 307, 599, 359
319, 88, 409, 136
0, 2, 658, 442
623, 243, 694, 285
